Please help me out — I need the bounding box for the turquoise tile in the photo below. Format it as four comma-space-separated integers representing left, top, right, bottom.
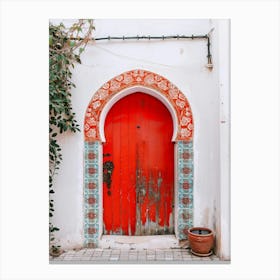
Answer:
84, 141, 100, 246
176, 140, 193, 240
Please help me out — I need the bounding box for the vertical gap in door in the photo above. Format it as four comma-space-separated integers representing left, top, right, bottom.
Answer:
139, 94, 144, 236
156, 96, 162, 235
150, 95, 156, 235
145, 95, 151, 235
131, 98, 136, 236
125, 97, 131, 236
119, 99, 123, 235
135, 96, 140, 235
123, 97, 130, 236
111, 109, 117, 234
128, 96, 137, 236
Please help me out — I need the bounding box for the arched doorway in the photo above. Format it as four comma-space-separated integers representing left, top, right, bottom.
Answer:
103, 92, 174, 236
84, 69, 194, 248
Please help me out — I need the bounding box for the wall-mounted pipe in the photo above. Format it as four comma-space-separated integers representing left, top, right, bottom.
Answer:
70, 33, 213, 69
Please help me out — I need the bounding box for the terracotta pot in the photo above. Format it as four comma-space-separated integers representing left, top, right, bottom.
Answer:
187, 227, 214, 255
49, 248, 62, 257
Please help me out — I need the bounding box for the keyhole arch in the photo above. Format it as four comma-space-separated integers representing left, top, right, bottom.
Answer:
83, 69, 194, 248
84, 69, 194, 142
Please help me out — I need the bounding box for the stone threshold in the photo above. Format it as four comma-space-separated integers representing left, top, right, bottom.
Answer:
99, 234, 184, 249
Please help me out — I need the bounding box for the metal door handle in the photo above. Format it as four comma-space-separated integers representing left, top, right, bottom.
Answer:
103, 160, 114, 196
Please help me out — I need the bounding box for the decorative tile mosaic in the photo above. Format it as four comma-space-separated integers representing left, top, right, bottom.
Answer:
84, 141, 99, 248
177, 141, 193, 240
84, 69, 193, 142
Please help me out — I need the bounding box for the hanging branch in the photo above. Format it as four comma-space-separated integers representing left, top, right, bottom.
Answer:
49, 19, 95, 255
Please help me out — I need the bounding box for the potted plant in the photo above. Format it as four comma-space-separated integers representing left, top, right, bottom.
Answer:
49, 223, 62, 257
49, 245, 63, 257
187, 227, 214, 256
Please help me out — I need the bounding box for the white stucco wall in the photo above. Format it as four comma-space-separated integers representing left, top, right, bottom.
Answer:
51, 19, 230, 260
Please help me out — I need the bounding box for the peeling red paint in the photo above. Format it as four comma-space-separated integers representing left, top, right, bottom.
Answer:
103, 93, 174, 235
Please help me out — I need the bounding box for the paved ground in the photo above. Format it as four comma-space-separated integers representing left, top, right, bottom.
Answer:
50, 248, 223, 264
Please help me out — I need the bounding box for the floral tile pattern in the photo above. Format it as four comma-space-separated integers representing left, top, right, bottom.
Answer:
84, 141, 99, 248
84, 69, 193, 142
177, 141, 193, 240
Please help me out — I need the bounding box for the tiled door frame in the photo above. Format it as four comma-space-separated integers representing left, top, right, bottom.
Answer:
84, 70, 194, 248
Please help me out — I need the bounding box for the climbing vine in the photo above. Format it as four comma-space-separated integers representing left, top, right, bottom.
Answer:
49, 19, 94, 254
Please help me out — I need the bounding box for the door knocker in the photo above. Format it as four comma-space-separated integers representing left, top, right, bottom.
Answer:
103, 161, 114, 196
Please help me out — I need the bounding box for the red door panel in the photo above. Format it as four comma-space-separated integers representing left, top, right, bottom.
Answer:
103, 93, 174, 235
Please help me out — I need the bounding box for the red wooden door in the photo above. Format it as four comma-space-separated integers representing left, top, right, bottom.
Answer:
103, 93, 174, 235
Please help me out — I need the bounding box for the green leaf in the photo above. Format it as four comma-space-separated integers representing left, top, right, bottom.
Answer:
49, 35, 53, 46
49, 20, 93, 233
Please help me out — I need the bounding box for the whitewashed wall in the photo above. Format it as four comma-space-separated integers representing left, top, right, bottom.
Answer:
51, 19, 230, 260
